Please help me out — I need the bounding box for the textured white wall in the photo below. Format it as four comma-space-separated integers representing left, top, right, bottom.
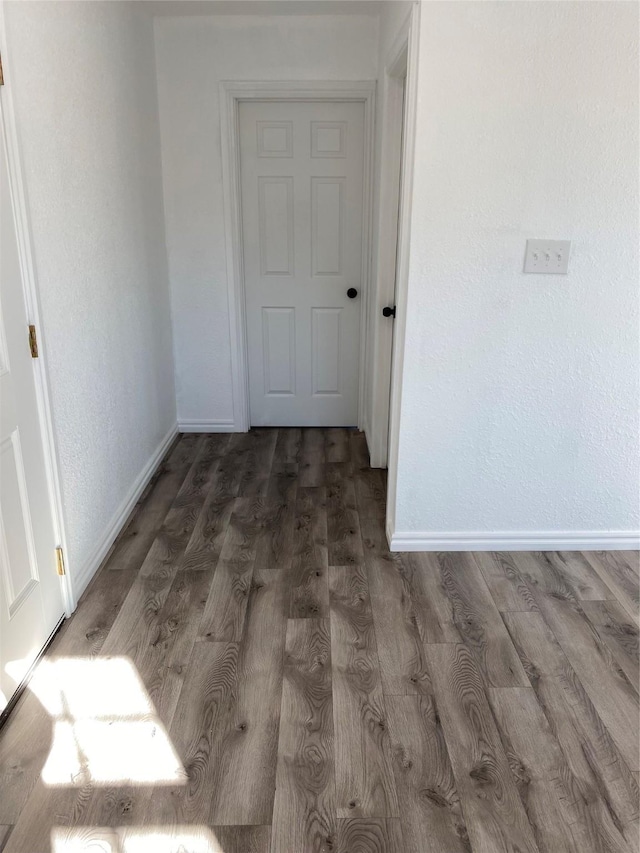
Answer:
154, 14, 378, 426
393, 1, 639, 538
5, 2, 177, 582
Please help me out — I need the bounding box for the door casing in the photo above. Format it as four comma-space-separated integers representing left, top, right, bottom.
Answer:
368, 18, 409, 469
219, 80, 376, 432
381, 4, 421, 545
0, 7, 73, 616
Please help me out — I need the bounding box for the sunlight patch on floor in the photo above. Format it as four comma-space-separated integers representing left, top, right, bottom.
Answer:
28, 657, 186, 787
51, 825, 225, 853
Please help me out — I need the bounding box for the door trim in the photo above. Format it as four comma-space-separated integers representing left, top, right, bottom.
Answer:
379, 4, 421, 545
0, 7, 74, 615
219, 80, 376, 431
368, 10, 412, 468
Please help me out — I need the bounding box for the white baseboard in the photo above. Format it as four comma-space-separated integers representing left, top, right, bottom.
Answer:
178, 419, 236, 433
388, 528, 640, 552
70, 423, 179, 605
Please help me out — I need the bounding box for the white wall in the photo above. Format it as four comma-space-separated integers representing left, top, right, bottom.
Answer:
5, 1, 177, 593
154, 14, 378, 428
391, 1, 639, 547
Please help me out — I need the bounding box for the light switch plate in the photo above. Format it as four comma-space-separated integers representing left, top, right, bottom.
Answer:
523, 239, 571, 274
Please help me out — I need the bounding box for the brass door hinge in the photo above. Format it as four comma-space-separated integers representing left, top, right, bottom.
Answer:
0, 53, 4, 86
28, 324, 38, 358
55, 546, 65, 577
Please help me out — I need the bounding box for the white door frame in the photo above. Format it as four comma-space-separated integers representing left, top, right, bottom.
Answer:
219, 80, 376, 432
368, 4, 421, 471
0, 6, 74, 615
381, 4, 421, 544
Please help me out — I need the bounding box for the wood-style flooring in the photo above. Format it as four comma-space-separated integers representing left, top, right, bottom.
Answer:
0, 429, 638, 853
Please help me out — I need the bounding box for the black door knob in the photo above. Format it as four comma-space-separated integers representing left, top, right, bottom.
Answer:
382, 305, 396, 318
347, 288, 358, 299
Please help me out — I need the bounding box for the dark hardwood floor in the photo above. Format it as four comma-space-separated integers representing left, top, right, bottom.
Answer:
0, 429, 638, 853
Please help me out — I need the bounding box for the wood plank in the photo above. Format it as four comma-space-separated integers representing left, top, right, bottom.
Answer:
253, 499, 297, 572
334, 818, 404, 853
503, 611, 639, 849
180, 490, 236, 573
329, 565, 399, 819
208, 569, 288, 824
97, 433, 223, 658
210, 431, 257, 497
432, 552, 529, 687
350, 430, 386, 520
326, 470, 364, 567
271, 619, 335, 853
515, 552, 639, 770
352, 466, 386, 521
386, 695, 468, 853
473, 551, 539, 612
404, 553, 461, 644
48, 825, 260, 853
236, 428, 278, 498
198, 497, 265, 641
424, 644, 539, 853
293, 488, 328, 567
349, 430, 370, 470
267, 462, 299, 503
55, 823, 270, 853
326, 428, 352, 464
145, 640, 240, 826
273, 427, 302, 465
48, 827, 120, 852
361, 516, 430, 695
583, 551, 639, 622
299, 428, 325, 487
141, 568, 214, 719
545, 551, 615, 601
64, 568, 217, 831
487, 687, 593, 853
581, 599, 639, 693
213, 825, 271, 853
289, 487, 329, 618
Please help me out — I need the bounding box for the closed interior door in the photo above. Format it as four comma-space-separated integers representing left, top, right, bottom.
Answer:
239, 100, 365, 426
0, 118, 64, 712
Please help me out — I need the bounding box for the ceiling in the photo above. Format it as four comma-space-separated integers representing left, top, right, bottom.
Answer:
144, 0, 386, 16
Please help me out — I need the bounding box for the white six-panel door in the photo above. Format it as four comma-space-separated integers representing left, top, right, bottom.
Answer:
0, 115, 64, 712
239, 101, 365, 427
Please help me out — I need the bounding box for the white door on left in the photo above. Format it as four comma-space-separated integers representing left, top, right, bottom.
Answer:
0, 109, 64, 713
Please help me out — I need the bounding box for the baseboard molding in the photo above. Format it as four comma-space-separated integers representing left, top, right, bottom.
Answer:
388, 529, 640, 552
70, 423, 179, 604
178, 419, 236, 433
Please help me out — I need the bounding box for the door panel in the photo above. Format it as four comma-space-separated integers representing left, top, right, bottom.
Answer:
258, 177, 294, 275
312, 307, 342, 396
262, 307, 296, 396
311, 177, 344, 276
240, 100, 364, 427
0, 113, 64, 712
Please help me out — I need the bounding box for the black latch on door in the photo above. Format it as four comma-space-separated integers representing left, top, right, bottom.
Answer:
382, 305, 396, 318
347, 288, 358, 299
